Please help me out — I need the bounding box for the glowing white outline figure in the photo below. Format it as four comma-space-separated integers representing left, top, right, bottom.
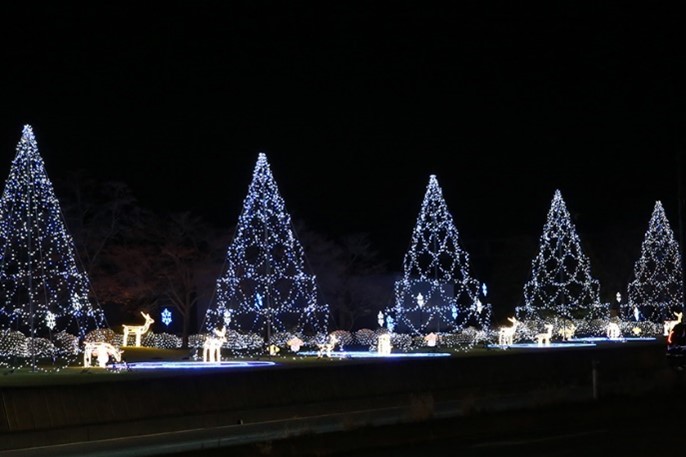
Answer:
122, 311, 155, 347
203, 327, 227, 362
535, 324, 554, 346
663, 311, 683, 336
317, 334, 338, 357
424, 332, 438, 347
377, 333, 392, 355
558, 323, 576, 341
607, 322, 621, 339
83, 342, 122, 368
498, 316, 519, 346
287, 336, 304, 352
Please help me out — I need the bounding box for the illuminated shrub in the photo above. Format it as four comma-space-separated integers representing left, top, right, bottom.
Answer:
53, 331, 79, 355
0, 330, 27, 358
26, 337, 56, 358
390, 333, 412, 351
354, 328, 375, 346
153, 333, 181, 349
329, 330, 353, 348
84, 328, 119, 344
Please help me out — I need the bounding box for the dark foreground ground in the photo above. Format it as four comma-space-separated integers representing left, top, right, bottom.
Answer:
206, 386, 685, 457
0, 341, 682, 456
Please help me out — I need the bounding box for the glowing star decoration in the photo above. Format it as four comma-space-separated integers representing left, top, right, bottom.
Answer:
161, 308, 172, 327
268, 344, 280, 356
631, 327, 642, 336
0, 125, 107, 371
45, 311, 56, 330
202, 153, 329, 347
451, 305, 458, 320
475, 299, 483, 314
377, 311, 384, 327
389, 175, 484, 343
377, 333, 392, 355
287, 336, 304, 352
515, 190, 604, 330
625, 201, 684, 329
482, 283, 488, 297
122, 312, 155, 347
616, 292, 621, 304
633, 306, 640, 322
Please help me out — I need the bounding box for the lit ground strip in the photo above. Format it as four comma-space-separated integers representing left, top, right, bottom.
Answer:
567, 337, 657, 343
116, 360, 277, 370
297, 351, 452, 358
487, 342, 597, 349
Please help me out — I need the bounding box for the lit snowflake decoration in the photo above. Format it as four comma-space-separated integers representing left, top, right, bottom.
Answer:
161, 308, 172, 326
45, 311, 56, 330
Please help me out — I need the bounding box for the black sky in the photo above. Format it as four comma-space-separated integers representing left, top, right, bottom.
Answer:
0, 1, 684, 274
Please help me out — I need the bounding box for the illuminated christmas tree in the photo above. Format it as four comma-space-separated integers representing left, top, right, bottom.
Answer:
625, 201, 683, 324
515, 190, 603, 325
0, 125, 106, 370
389, 174, 486, 336
203, 153, 329, 344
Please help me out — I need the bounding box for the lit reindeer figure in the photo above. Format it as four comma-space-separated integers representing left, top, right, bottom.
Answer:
84, 342, 123, 368
558, 323, 576, 341
607, 322, 621, 339
203, 327, 227, 362
663, 311, 683, 336
535, 324, 554, 346
498, 316, 519, 346
122, 311, 155, 347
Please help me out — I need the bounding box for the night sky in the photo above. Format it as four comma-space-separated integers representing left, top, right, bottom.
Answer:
0, 2, 684, 302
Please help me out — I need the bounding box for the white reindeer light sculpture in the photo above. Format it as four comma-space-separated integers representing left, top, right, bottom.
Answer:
122, 311, 155, 347
203, 327, 227, 362
607, 322, 621, 339
498, 317, 519, 346
664, 311, 683, 336
558, 323, 576, 341
84, 342, 123, 368
535, 324, 554, 346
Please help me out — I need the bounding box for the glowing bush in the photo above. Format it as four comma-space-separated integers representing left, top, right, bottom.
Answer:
26, 337, 56, 358
53, 331, 79, 355
329, 330, 353, 348
153, 332, 181, 349
84, 328, 119, 344
354, 328, 375, 346
0, 330, 27, 358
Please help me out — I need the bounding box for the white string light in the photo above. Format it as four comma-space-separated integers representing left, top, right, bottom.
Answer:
202, 153, 329, 351
515, 190, 604, 333
388, 175, 490, 343
0, 125, 106, 370
625, 201, 684, 326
